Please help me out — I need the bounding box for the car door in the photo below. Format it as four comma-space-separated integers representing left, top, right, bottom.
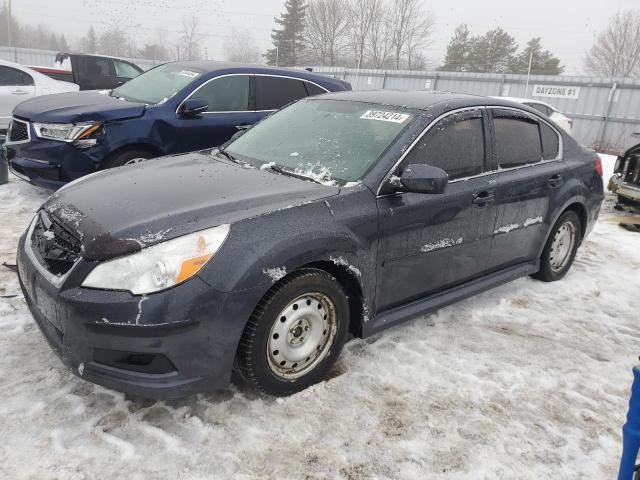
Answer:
486, 108, 566, 270
174, 73, 257, 151
73, 56, 117, 90
113, 59, 143, 87
254, 75, 312, 121
375, 108, 499, 311
0, 66, 36, 131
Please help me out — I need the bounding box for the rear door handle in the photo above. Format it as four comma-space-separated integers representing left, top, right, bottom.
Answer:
473, 190, 495, 206
548, 174, 563, 188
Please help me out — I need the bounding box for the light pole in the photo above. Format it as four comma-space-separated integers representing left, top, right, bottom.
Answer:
7, 0, 12, 48
525, 49, 534, 98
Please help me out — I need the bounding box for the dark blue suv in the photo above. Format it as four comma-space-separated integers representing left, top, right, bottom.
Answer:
4, 61, 350, 189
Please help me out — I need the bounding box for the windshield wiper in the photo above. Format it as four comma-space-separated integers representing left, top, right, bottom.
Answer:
214, 148, 242, 165
264, 164, 323, 184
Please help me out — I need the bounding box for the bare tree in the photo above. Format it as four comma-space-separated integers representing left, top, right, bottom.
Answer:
224, 28, 261, 63
368, 2, 394, 68
389, 0, 434, 69
584, 10, 640, 78
305, 0, 349, 66
346, 0, 381, 68
180, 15, 203, 61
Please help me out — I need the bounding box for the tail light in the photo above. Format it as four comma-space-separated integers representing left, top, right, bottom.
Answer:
595, 156, 603, 177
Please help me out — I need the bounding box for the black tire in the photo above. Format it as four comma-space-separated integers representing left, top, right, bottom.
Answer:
532, 210, 582, 282
101, 148, 154, 170
236, 268, 350, 396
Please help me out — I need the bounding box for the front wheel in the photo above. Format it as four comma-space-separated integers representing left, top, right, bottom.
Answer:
101, 149, 154, 170
533, 210, 582, 282
236, 269, 350, 396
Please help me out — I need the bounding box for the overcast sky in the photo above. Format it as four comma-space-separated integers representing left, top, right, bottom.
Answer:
10, 0, 640, 74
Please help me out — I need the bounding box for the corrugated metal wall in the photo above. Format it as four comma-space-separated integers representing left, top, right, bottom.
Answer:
0, 46, 161, 71
311, 67, 640, 153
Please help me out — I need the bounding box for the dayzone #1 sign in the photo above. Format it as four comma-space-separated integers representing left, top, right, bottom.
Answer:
532, 85, 581, 100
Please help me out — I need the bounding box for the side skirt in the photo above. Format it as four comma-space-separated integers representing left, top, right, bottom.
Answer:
363, 261, 539, 337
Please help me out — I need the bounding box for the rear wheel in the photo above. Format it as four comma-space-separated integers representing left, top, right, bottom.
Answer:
236, 269, 349, 396
533, 210, 582, 282
101, 148, 154, 170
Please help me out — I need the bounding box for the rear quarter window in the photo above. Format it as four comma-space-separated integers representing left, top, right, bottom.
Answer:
540, 122, 560, 160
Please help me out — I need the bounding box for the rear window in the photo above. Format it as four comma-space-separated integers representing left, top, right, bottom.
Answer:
255, 76, 309, 110
493, 111, 542, 168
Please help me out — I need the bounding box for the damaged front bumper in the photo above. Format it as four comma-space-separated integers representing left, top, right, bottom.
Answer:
609, 174, 640, 205
16, 231, 260, 399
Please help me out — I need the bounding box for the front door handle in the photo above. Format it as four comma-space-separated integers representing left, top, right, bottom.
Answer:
11, 89, 29, 95
548, 174, 563, 188
473, 190, 495, 206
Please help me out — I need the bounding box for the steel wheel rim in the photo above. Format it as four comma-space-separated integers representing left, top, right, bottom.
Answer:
549, 221, 576, 272
267, 292, 338, 380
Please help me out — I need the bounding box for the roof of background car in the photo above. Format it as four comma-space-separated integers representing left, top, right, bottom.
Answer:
170, 60, 347, 86
316, 90, 520, 111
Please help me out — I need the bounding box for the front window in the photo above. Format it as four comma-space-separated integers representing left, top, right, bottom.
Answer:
111, 63, 204, 104
224, 99, 415, 184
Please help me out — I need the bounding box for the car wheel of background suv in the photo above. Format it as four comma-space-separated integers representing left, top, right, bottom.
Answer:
236, 268, 350, 396
533, 210, 582, 282
101, 148, 154, 169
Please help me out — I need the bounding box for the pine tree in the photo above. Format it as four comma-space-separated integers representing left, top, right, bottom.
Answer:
58, 34, 70, 52
509, 37, 564, 75
265, 0, 307, 66
467, 28, 518, 73
85, 26, 98, 54
439, 24, 472, 72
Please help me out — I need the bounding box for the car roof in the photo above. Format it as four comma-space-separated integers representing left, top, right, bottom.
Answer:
168, 60, 348, 87
317, 90, 527, 111
495, 96, 556, 109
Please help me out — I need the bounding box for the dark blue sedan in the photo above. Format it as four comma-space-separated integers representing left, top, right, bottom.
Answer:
4, 61, 350, 189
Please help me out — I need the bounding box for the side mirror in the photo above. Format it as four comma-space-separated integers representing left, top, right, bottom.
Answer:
179, 98, 208, 117
397, 164, 448, 194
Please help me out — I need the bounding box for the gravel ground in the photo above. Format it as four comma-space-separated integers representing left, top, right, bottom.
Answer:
0, 156, 638, 479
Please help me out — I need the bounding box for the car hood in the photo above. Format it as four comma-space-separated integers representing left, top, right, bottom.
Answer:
13, 91, 146, 124
42, 152, 340, 261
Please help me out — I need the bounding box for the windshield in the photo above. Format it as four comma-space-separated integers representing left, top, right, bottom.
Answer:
224, 99, 415, 184
111, 63, 204, 104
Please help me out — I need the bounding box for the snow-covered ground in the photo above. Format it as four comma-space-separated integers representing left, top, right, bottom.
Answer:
1, 155, 639, 479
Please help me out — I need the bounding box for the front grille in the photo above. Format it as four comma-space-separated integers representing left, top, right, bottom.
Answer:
30, 211, 81, 275
622, 153, 640, 186
7, 118, 29, 143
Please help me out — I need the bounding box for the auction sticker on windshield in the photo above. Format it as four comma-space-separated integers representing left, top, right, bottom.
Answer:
360, 110, 410, 123
178, 70, 200, 78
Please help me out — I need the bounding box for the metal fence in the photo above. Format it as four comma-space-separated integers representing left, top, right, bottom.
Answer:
3, 45, 639, 153
310, 67, 640, 154
0, 46, 162, 71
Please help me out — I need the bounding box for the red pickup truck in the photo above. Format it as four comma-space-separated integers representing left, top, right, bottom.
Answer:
30, 53, 145, 91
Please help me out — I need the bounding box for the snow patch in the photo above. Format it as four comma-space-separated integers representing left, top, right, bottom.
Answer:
330, 256, 361, 277
263, 267, 287, 282
260, 162, 275, 171
324, 200, 334, 216
524, 216, 543, 227
420, 237, 463, 253
137, 228, 173, 245
494, 223, 520, 234
343, 181, 361, 188
135, 295, 149, 325
77, 363, 84, 376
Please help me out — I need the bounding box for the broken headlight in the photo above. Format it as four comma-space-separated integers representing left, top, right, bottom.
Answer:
82, 225, 230, 294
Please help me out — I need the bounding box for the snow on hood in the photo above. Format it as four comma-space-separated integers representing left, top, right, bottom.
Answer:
43, 151, 339, 261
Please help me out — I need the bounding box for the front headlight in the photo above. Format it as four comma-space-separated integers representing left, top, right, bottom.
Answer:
82, 225, 230, 294
33, 122, 101, 142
